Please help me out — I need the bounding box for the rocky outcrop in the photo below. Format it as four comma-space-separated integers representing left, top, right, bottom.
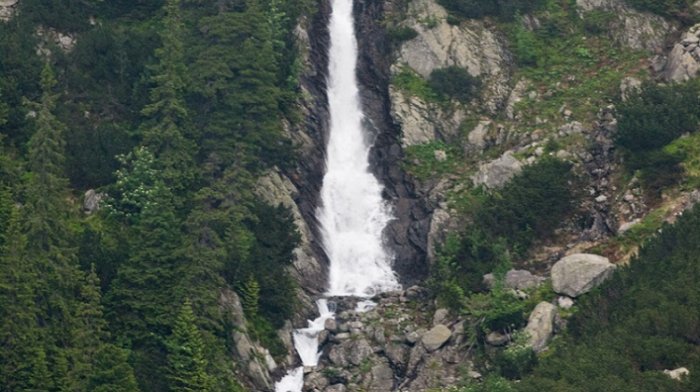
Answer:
664, 367, 690, 381
421, 324, 451, 352
664, 23, 700, 82
219, 289, 278, 391
393, 0, 511, 114
83, 189, 104, 215
0, 0, 18, 21
523, 302, 558, 353
254, 169, 325, 311
576, 0, 675, 52
355, 0, 432, 285
297, 287, 476, 391
390, 86, 466, 147
551, 254, 616, 297
471, 151, 523, 189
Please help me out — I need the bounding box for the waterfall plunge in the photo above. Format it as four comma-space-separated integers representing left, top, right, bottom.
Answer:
318, 0, 400, 297
276, 1, 398, 389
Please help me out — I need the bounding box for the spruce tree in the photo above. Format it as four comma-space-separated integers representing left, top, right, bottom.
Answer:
166, 299, 213, 392
23, 62, 73, 256
106, 147, 184, 391
141, 0, 196, 196
0, 202, 51, 391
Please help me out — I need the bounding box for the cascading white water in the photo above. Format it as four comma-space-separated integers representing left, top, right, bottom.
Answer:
318, 0, 400, 297
275, 1, 399, 390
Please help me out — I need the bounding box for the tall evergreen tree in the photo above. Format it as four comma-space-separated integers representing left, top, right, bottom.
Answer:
106, 147, 184, 391
141, 0, 196, 196
166, 299, 213, 392
22, 62, 87, 388
23, 63, 73, 257
0, 202, 52, 391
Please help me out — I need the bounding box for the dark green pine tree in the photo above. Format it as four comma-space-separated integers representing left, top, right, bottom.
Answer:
0, 199, 52, 391
106, 148, 184, 391
23, 62, 73, 257
22, 62, 87, 388
166, 300, 214, 392
66, 267, 139, 392
141, 0, 197, 196
189, 3, 291, 173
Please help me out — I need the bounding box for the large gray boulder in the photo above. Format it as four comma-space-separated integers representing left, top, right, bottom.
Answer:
421, 324, 451, 352
0, 0, 18, 21
471, 152, 523, 189
524, 302, 558, 353
551, 254, 616, 297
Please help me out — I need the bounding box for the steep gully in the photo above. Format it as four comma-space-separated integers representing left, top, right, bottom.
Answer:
275, 0, 431, 390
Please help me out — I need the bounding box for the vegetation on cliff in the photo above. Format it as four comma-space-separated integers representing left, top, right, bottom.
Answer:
0, 0, 310, 390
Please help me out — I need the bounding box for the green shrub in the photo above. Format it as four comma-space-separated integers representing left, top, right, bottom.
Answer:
616, 81, 700, 196
616, 82, 700, 153
386, 26, 418, 45
496, 331, 537, 379
582, 10, 616, 35
476, 157, 576, 255
511, 25, 540, 67
428, 66, 481, 103
467, 290, 527, 332
392, 66, 440, 102
516, 204, 700, 390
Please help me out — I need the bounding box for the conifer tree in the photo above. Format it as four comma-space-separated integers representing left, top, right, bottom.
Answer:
167, 299, 213, 392
106, 147, 184, 390
141, 0, 196, 195
23, 62, 72, 256
0, 202, 52, 391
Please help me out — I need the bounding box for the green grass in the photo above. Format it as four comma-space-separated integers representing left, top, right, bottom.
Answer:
504, 2, 648, 133
665, 132, 700, 189
403, 141, 462, 180
392, 65, 441, 103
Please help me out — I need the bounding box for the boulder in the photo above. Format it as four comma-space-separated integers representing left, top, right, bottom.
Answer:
471, 152, 523, 189
524, 302, 558, 353
665, 24, 700, 82
421, 324, 451, 352
466, 120, 491, 152
620, 76, 642, 101
485, 331, 509, 346
663, 367, 690, 381
483, 269, 545, 291
83, 189, 104, 214
325, 384, 347, 392
557, 296, 575, 310
432, 308, 449, 326
551, 254, 616, 297
0, 0, 18, 21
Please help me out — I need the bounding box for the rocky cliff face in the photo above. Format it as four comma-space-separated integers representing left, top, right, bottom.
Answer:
355, 0, 432, 285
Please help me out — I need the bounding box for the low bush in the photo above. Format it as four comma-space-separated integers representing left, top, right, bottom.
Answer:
428, 66, 481, 103
386, 26, 418, 45
616, 81, 700, 197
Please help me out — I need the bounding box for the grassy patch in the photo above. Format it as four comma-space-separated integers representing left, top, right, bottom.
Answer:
505, 3, 648, 131
403, 141, 462, 180
665, 132, 700, 189
392, 66, 441, 103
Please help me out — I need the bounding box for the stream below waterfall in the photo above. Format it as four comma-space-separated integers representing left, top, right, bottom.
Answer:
275, 0, 399, 390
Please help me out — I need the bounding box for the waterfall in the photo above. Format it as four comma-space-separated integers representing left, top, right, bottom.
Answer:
318, 0, 400, 297
276, 1, 398, 389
